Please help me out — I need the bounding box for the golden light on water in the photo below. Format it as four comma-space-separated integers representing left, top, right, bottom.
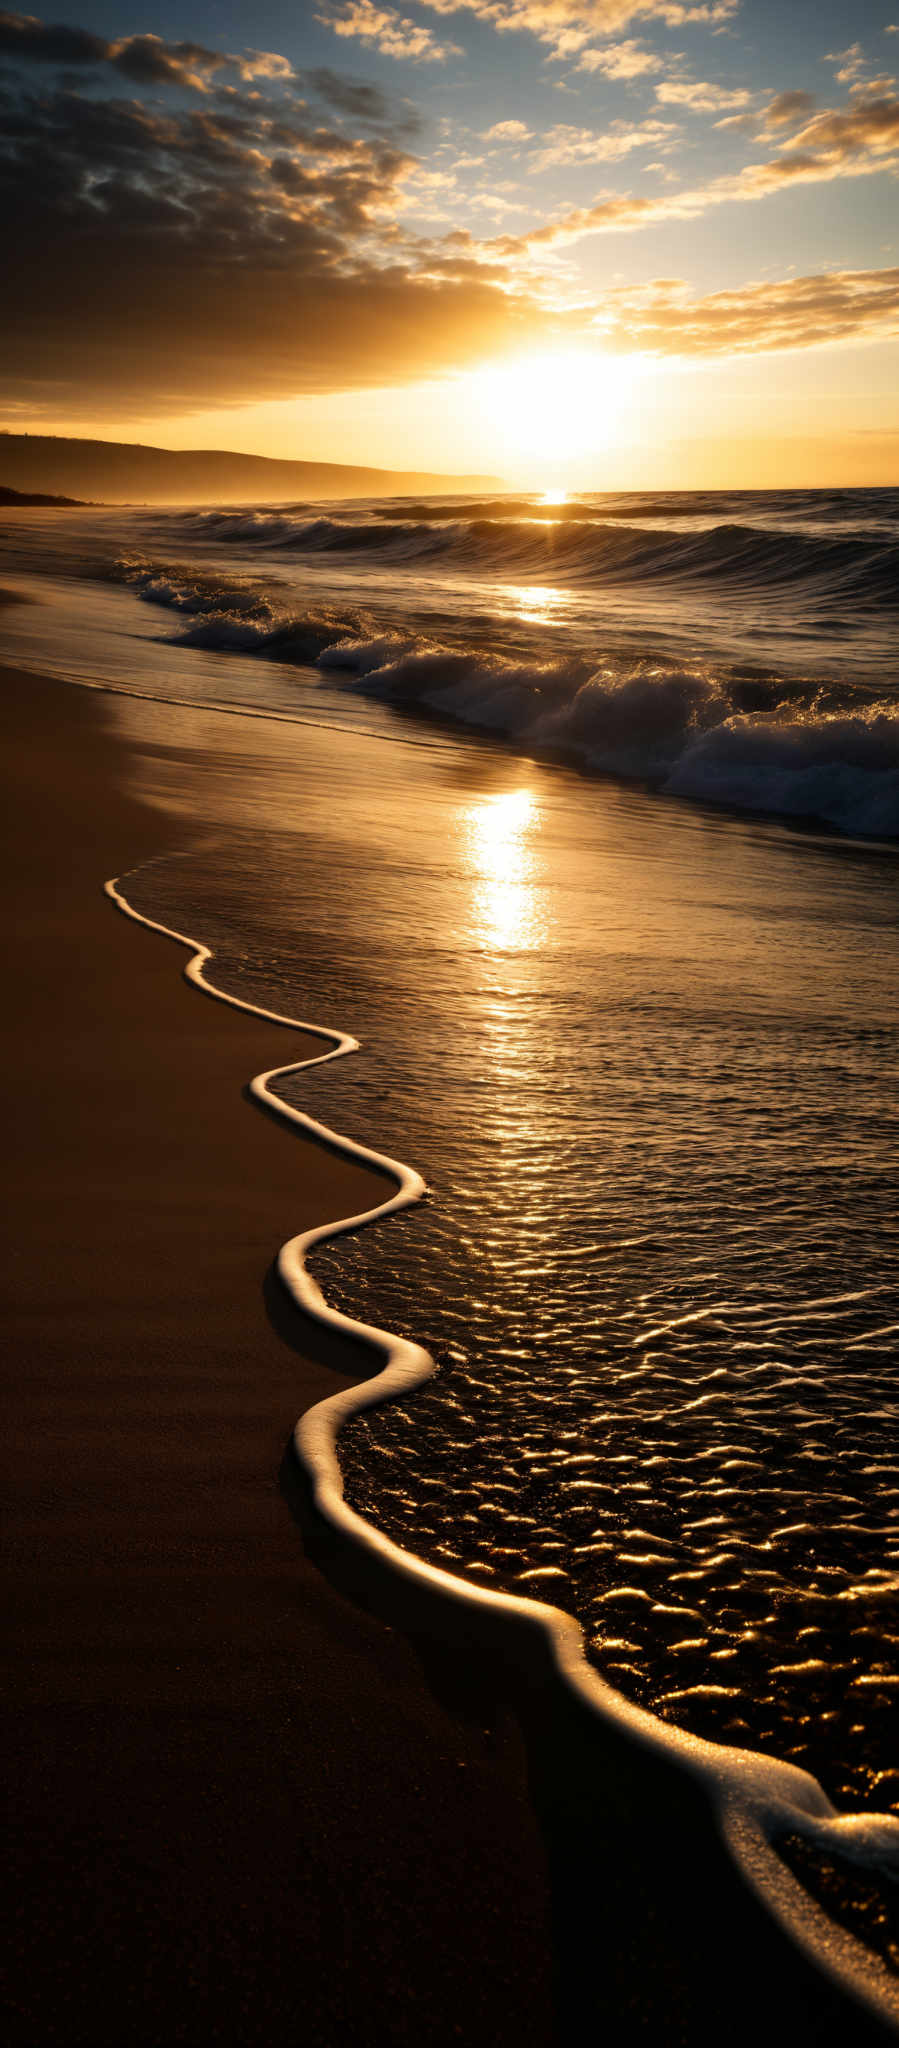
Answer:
461, 788, 544, 951
474, 787, 534, 845
498, 579, 571, 626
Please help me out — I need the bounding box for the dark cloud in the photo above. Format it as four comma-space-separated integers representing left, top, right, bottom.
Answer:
8, 5, 888, 421
0, 11, 229, 85
306, 63, 422, 141
107, 34, 230, 90
0, 9, 104, 63
307, 66, 395, 123
0, 13, 420, 128
0, 12, 293, 91
0, 62, 545, 413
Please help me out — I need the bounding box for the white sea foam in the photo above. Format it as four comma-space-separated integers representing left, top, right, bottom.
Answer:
663, 711, 899, 837
105, 870, 899, 2031
101, 517, 899, 841
325, 635, 899, 837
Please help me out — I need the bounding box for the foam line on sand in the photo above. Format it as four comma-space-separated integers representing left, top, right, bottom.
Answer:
105, 871, 899, 2032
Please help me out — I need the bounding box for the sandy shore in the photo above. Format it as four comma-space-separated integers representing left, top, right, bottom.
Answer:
2, 661, 893, 2044
1, 664, 554, 2045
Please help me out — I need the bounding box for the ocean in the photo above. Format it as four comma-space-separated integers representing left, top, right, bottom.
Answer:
2, 489, 897, 1846
2, 486, 898, 836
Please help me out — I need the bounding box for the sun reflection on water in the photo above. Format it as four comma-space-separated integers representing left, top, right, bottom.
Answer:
460, 788, 545, 951
497, 580, 571, 625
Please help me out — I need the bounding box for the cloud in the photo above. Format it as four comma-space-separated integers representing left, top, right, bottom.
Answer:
711, 110, 756, 129
576, 38, 663, 76
531, 118, 677, 165
0, 60, 552, 414
239, 52, 297, 83
594, 264, 899, 355
107, 36, 257, 93
321, 2, 460, 61
472, 191, 677, 257
417, 0, 737, 60
0, 11, 292, 90
655, 77, 751, 111
469, 89, 899, 261
0, 0, 741, 79
829, 43, 866, 85
419, 0, 739, 62
307, 66, 406, 123
777, 92, 899, 166
0, 10, 106, 63
484, 118, 532, 139
759, 90, 817, 129
425, 214, 899, 360
0, 10, 423, 133
4, 7, 894, 422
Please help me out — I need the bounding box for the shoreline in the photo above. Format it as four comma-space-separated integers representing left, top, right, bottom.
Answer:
1, 663, 555, 2046
108, 842, 899, 2031
2, 660, 896, 2042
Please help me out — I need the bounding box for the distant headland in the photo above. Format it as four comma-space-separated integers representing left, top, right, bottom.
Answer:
0, 483, 90, 507
0, 434, 501, 506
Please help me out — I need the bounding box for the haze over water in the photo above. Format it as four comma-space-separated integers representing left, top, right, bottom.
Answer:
3, 492, 896, 1820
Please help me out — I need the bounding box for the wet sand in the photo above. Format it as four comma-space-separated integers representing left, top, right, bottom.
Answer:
1, 661, 893, 2044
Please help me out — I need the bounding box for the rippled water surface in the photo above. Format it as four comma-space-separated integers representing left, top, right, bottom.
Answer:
112, 687, 899, 1819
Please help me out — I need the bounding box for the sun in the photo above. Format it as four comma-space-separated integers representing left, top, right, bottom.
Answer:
467, 348, 642, 475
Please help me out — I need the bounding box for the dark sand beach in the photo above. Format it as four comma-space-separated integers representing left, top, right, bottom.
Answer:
2, 660, 895, 2044
1, 664, 555, 2044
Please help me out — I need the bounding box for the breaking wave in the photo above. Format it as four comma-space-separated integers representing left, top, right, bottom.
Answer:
115, 557, 899, 839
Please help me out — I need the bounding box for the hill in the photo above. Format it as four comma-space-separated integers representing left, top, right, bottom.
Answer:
0, 435, 500, 506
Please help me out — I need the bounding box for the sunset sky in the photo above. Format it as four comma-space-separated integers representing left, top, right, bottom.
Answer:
2, 1, 898, 484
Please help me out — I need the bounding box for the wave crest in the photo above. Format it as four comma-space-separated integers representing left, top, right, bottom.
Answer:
171, 506, 899, 610
113, 559, 899, 839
